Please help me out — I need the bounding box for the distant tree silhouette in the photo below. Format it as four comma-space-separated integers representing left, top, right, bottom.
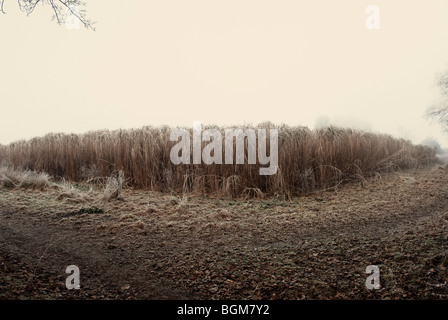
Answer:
0, 0, 95, 30
427, 68, 448, 132
421, 137, 442, 154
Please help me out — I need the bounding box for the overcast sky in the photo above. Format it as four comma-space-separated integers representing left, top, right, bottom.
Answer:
1, 0, 448, 147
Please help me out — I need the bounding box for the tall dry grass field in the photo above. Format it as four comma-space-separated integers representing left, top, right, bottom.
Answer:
0, 124, 436, 197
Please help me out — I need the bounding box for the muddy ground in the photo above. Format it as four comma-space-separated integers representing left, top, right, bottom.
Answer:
1, 165, 447, 300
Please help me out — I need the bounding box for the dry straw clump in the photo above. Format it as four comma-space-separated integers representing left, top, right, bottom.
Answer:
0, 124, 436, 198
104, 170, 125, 201
0, 166, 50, 190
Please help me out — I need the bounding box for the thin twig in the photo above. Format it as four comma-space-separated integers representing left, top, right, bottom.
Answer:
26, 235, 65, 289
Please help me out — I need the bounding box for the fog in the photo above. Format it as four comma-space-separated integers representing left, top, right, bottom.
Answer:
1, 0, 448, 148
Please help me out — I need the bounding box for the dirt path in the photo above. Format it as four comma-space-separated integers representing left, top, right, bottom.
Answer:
1, 165, 448, 299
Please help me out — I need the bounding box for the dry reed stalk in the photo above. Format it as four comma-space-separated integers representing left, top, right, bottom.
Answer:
0, 124, 436, 198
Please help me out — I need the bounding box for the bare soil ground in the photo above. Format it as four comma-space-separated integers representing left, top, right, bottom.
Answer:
1, 165, 448, 300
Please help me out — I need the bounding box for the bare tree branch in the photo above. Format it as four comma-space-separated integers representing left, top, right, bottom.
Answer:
48, 0, 61, 24
18, 0, 41, 15
1, 0, 95, 30
57, 0, 94, 30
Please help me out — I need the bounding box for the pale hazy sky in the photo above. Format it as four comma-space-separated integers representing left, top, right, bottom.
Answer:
1, 0, 448, 147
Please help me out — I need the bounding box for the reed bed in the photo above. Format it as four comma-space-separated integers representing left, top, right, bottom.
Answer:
0, 124, 436, 197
